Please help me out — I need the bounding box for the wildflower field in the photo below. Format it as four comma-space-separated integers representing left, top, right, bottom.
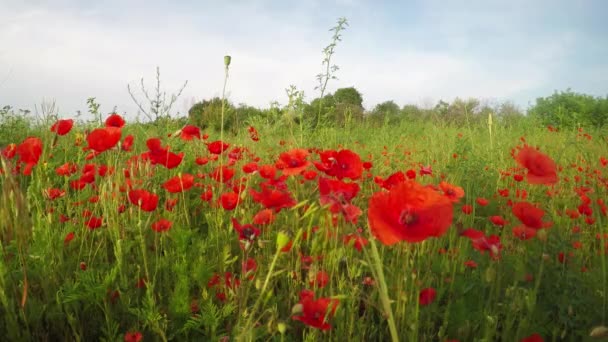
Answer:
1, 111, 607, 342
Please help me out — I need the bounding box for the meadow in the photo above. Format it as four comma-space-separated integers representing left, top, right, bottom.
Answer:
1, 108, 607, 342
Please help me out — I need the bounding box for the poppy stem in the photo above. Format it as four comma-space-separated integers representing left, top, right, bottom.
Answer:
367, 236, 400, 342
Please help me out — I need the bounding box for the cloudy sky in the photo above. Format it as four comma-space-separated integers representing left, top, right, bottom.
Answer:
1, 0, 606, 119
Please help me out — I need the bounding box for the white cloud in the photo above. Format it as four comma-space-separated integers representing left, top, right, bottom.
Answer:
0, 0, 603, 120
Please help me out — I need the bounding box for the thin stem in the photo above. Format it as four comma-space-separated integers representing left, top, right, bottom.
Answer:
366, 236, 400, 342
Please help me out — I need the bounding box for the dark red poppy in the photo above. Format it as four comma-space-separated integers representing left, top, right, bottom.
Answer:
240, 258, 258, 281
520, 333, 544, 342
151, 218, 172, 232
128, 189, 159, 212
87, 127, 122, 153
105, 113, 125, 128
515, 146, 558, 185
419, 287, 437, 306
292, 290, 339, 331
231, 218, 260, 241
163, 174, 194, 193
51, 119, 74, 135
368, 180, 454, 245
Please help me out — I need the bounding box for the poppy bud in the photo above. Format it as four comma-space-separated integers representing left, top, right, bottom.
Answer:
224, 55, 232, 67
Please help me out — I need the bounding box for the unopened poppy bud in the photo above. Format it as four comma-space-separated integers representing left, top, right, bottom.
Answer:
291, 303, 303, 315
277, 322, 287, 334
590, 326, 608, 338
224, 55, 231, 67
537, 229, 548, 241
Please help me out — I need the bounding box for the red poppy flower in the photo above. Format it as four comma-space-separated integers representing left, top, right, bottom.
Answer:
220, 192, 239, 210
511, 202, 546, 229
515, 146, 558, 185
16, 137, 43, 175
419, 165, 433, 176
253, 209, 275, 226
51, 119, 74, 135
163, 174, 194, 193
378, 171, 406, 190
512, 225, 537, 240
1, 143, 16, 159
276, 148, 310, 175
419, 287, 437, 306
105, 113, 125, 128
210, 166, 235, 183
144, 138, 184, 169
242, 258, 257, 280
476, 197, 489, 206
343, 233, 368, 252
292, 290, 339, 331
128, 189, 159, 212
247, 126, 259, 142
124, 331, 143, 342
45, 188, 66, 200
250, 182, 296, 212
405, 169, 417, 179
151, 218, 173, 232
87, 127, 122, 153
309, 271, 330, 288
439, 181, 465, 203
314, 149, 363, 180
489, 215, 506, 227
207, 140, 229, 154
231, 218, 260, 241
180, 125, 201, 140
520, 333, 544, 342
368, 180, 454, 245
86, 216, 103, 230
64, 232, 75, 245
122, 135, 134, 151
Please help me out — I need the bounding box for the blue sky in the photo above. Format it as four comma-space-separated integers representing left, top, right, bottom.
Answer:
1, 0, 606, 119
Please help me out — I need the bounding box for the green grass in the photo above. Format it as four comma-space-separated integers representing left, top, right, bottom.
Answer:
0, 117, 607, 342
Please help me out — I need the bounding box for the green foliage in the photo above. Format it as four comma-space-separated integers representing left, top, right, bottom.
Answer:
188, 97, 236, 132
528, 89, 608, 128
0, 106, 32, 147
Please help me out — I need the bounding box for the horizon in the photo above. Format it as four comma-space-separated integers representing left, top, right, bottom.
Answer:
1, 0, 607, 119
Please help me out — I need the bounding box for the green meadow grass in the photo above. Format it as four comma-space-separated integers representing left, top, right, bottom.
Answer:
0, 117, 607, 342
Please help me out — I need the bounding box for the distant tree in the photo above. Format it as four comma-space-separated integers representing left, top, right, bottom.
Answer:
528, 89, 608, 128
334, 87, 363, 108
369, 100, 401, 125
188, 97, 236, 132
494, 100, 524, 126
